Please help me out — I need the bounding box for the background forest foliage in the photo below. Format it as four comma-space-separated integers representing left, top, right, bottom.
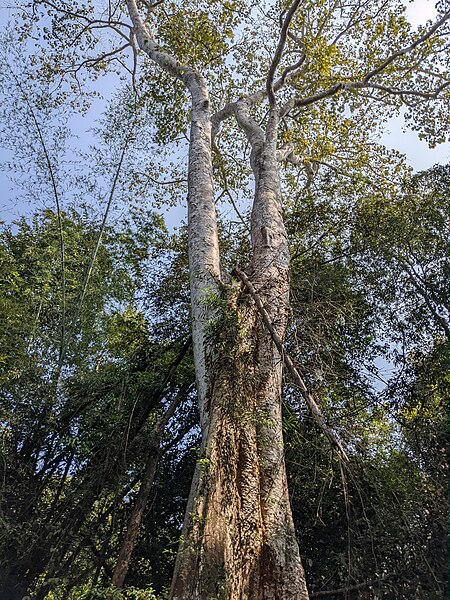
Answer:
0, 0, 448, 598
1, 166, 447, 598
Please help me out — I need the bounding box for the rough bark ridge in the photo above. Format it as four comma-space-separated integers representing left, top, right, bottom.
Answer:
170, 109, 308, 599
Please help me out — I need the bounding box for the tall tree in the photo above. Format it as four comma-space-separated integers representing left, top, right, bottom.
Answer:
7, 1, 450, 597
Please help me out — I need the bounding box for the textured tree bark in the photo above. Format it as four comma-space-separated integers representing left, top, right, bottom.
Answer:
170, 110, 309, 599
185, 74, 222, 438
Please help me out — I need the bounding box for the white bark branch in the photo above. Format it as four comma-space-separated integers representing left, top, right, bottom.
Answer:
233, 99, 265, 146
266, 0, 303, 106
125, 0, 187, 80
125, 0, 222, 439
211, 71, 302, 143
276, 142, 302, 164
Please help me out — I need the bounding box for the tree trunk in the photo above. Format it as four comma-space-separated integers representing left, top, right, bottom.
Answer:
170, 110, 309, 599
111, 385, 190, 589
123, 5, 307, 596
111, 440, 160, 589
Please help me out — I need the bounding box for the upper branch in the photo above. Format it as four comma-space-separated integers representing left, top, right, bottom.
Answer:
233, 99, 265, 147
211, 66, 304, 143
266, 0, 303, 106
280, 10, 450, 117
125, 0, 186, 81
281, 78, 450, 116
362, 9, 450, 85
125, 0, 212, 107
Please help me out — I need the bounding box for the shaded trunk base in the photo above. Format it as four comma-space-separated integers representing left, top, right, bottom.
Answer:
170, 293, 309, 600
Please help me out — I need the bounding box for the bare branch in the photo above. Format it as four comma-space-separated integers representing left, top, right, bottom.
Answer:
363, 10, 450, 85
67, 43, 131, 76
266, 0, 303, 106
212, 63, 306, 142
281, 74, 449, 116
368, 80, 450, 99
134, 171, 187, 186
281, 82, 346, 115
67, 21, 132, 49
278, 52, 307, 89
331, 0, 388, 46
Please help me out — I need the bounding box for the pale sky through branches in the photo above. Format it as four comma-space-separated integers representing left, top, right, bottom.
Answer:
380, 0, 450, 169
406, 0, 441, 26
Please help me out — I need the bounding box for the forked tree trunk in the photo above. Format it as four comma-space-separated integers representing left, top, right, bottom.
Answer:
170, 110, 309, 599
170, 307, 309, 599
124, 3, 308, 596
